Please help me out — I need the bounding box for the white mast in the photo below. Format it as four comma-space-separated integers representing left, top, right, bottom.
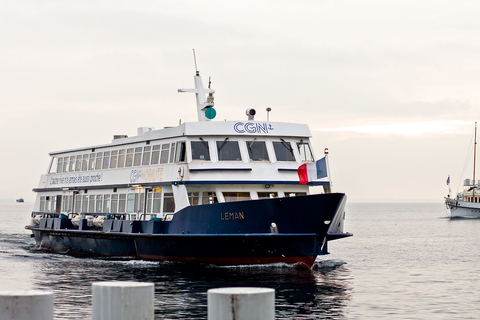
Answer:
177, 51, 216, 121
473, 122, 477, 200
178, 71, 216, 122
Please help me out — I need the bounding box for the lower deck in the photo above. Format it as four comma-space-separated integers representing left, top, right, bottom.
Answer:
33, 184, 312, 222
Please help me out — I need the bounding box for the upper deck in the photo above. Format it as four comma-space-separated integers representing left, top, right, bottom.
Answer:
37, 120, 323, 191
49, 120, 312, 156
35, 70, 328, 192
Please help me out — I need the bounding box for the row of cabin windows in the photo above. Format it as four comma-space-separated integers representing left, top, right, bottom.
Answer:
40, 191, 201, 215
38, 191, 306, 214
54, 142, 185, 174
191, 140, 313, 162
466, 197, 479, 203
52, 140, 313, 174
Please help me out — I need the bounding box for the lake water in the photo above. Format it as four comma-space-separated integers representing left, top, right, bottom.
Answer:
0, 201, 478, 319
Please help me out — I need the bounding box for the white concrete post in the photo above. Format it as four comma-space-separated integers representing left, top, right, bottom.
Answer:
0, 290, 54, 320
208, 287, 275, 320
92, 281, 154, 320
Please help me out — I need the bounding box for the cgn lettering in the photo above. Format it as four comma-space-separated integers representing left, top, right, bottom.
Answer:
221, 212, 245, 220
233, 122, 274, 134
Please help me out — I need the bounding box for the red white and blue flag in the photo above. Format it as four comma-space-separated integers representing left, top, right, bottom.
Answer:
446, 175, 450, 185
297, 157, 328, 185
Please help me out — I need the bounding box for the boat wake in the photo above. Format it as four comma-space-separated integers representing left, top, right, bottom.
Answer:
312, 259, 347, 271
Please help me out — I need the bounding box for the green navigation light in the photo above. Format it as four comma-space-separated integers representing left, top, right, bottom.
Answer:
205, 107, 216, 120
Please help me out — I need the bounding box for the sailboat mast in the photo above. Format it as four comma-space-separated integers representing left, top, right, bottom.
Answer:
473, 122, 477, 201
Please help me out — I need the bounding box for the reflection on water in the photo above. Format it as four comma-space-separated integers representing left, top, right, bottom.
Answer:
1, 203, 352, 320
29, 251, 353, 320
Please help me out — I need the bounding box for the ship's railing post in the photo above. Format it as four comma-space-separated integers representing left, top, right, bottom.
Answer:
92, 281, 154, 320
208, 287, 275, 320
0, 290, 54, 320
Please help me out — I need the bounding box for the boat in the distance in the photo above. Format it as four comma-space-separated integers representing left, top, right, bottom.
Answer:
16, 198, 24, 203
25, 67, 352, 268
445, 122, 480, 218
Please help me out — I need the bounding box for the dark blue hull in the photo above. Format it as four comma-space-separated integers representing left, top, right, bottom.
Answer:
134, 234, 321, 267
27, 193, 350, 268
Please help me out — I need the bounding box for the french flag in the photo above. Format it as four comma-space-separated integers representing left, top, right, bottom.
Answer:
297, 157, 328, 185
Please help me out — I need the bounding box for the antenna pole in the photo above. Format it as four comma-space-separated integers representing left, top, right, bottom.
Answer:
474, 122, 477, 200
193, 49, 198, 73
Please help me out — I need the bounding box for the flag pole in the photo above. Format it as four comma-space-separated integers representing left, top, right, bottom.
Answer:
324, 148, 332, 193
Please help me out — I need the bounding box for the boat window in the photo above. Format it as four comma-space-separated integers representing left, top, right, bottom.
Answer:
188, 192, 199, 205
285, 192, 307, 197
69, 156, 76, 172
273, 141, 295, 161
151, 145, 161, 165
102, 151, 111, 169
75, 155, 82, 172
95, 153, 102, 170
43, 196, 50, 212
82, 154, 89, 171
88, 153, 96, 170
89, 195, 95, 212
153, 191, 162, 213
54, 195, 61, 213
142, 146, 151, 166
146, 192, 153, 213
48, 196, 53, 212
134, 147, 142, 166
175, 141, 187, 162
61, 195, 67, 212
63, 195, 73, 213
135, 192, 145, 213
258, 192, 278, 199
202, 192, 218, 205
161, 144, 170, 163
49, 197, 56, 212
247, 141, 269, 161
169, 143, 176, 163
44, 196, 50, 212
125, 148, 134, 167
56, 157, 63, 173
110, 150, 118, 169
63, 157, 69, 173
191, 140, 210, 160
126, 193, 135, 212
96, 195, 103, 213
111, 194, 118, 213
39, 196, 46, 212
74, 194, 82, 212
103, 195, 111, 213
297, 142, 314, 162
217, 139, 242, 161
82, 195, 88, 212
51, 196, 57, 213
223, 192, 251, 202
163, 193, 175, 212
117, 149, 126, 168
118, 194, 126, 212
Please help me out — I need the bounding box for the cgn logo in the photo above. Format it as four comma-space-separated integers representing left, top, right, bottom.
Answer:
233, 122, 274, 134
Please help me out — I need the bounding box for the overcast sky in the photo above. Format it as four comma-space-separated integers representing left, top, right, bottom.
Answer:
1, 0, 480, 202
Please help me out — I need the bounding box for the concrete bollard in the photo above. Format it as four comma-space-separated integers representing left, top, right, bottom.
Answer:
92, 281, 154, 320
0, 290, 54, 320
208, 287, 275, 320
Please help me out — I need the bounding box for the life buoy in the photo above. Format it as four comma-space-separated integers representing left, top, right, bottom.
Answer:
178, 166, 184, 180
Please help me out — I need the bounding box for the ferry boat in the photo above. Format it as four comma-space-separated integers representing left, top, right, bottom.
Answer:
25, 68, 352, 268
445, 122, 480, 218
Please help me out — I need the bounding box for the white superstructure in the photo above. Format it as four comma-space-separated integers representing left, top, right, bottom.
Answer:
33, 71, 331, 222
